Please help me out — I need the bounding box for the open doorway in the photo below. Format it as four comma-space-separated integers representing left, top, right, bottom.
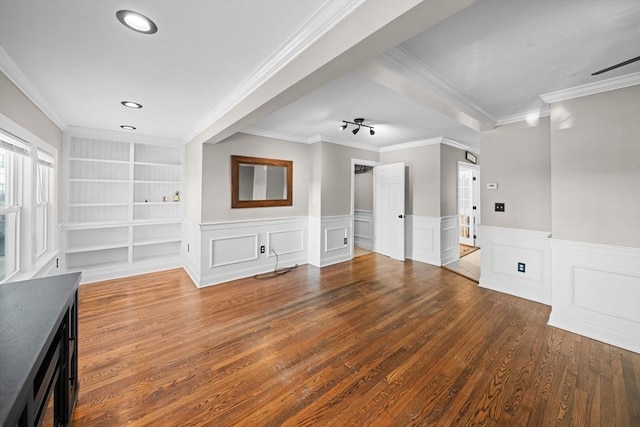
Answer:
446, 162, 481, 282
351, 159, 378, 258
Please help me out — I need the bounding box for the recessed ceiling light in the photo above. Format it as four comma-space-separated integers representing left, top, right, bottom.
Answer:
121, 101, 143, 109
120, 125, 136, 130
116, 10, 158, 34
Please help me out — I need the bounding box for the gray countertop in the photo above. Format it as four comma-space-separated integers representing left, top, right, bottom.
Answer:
0, 272, 81, 424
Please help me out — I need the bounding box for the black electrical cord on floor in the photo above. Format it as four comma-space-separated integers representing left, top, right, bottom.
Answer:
253, 247, 298, 279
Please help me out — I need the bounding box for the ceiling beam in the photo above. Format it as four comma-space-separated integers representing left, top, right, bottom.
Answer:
185, 0, 476, 146
358, 55, 495, 132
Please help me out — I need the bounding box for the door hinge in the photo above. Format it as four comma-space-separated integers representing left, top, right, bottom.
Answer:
473, 235, 477, 239
472, 176, 477, 181
472, 206, 477, 210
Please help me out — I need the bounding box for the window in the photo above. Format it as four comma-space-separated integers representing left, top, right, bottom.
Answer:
0, 133, 28, 282
36, 150, 54, 257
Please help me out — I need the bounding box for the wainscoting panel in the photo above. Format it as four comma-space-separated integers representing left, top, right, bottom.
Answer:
326, 227, 347, 253
406, 215, 441, 266
267, 228, 304, 256
479, 225, 551, 305
441, 215, 459, 266
319, 216, 352, 267
405, 215, 459, 267
548, 239, 640, 353
354, 210, 373, 251
194, 217, 308, 287
210, 234, 258, 268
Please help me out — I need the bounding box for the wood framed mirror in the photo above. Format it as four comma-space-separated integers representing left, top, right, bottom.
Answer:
231, 155, 293, 208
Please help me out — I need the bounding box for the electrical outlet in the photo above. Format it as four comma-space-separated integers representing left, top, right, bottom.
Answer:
518, 262, 526, 273
495, 202, 505, 212
344, 237, 348, 245
260, 245, 265, 254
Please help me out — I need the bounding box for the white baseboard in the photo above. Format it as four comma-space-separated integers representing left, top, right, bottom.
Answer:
548, 239, 640, 353
478, 225, 551, 305
77, 255, 185, 284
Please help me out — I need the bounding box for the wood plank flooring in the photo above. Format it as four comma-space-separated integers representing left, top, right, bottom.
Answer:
73, 254, 640, 426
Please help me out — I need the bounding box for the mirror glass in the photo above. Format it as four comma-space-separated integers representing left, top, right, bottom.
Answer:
231, 155, 292, 208
238, 164, 287, 201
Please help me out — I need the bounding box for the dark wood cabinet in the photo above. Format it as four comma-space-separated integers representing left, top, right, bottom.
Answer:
0, 272, 81, 427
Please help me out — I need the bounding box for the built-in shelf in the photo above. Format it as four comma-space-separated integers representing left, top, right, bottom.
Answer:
63, 132, 184, 279
69, 178, 130, 183
133, 237, 182, 247
65, 242, 130, 254
68, 157, 130, 164
67, 203, 129, 208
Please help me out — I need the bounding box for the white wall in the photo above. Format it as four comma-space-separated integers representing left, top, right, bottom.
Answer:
201, 133, 310, 223
550, 86, 640, 247
480, 117, 551, 231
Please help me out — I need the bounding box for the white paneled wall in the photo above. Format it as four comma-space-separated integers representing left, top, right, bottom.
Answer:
354, 210, 374, 251
310, 216, 352, 268
548, 239, 640, 353
186, 217, 308, 287
478, 225, 551, 305
405, 215, 459, 266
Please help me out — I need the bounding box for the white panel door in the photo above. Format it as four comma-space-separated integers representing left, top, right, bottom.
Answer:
374, 163, 405, 261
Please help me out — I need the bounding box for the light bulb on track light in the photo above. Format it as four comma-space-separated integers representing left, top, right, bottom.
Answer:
340, 123, 347, 131
352, 127, 360, 135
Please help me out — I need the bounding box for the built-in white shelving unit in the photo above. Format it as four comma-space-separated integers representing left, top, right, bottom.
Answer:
61, 130, 184, 282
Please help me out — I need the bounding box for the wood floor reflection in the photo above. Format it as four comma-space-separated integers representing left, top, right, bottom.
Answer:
74, 255, 640, 426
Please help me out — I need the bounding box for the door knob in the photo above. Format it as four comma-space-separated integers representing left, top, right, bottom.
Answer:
398, 214, 404, 219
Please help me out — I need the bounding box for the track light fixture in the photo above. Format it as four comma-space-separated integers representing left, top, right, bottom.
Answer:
340, 118, 375, 136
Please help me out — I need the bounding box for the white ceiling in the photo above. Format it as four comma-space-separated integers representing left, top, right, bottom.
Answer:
1, 0, 639, 151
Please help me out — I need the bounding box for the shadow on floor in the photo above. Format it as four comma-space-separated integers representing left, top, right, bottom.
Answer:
443, 249, 481, 283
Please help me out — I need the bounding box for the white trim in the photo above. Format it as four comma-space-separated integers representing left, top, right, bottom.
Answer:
478, 225, 552, 305
184, 0, 365, 144
380, 136, 471, 153
376, 46, 497, 128
0, 46, 67, 131
200, 216, 309, 229
241, 127, 319, 144
65, 126, 180, 147
193, 217, 309, 287
320, 136, 381, 153
548, 238, 640, 353
540, 72, 640, 104
495, 107, 551, 126
209, 234, 259, 268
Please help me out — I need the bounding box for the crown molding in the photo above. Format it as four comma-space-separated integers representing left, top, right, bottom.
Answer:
441, 137, 471, 151
495, 107, 551, 126
540, 72, 640, 104
64, 125, 181, 147
379, 136, 471, 153
185, 0, 365, 144
380, 137, 442, 152
319, 136, 381, 153
0, 46, 67, 131
241, 127, 319, 144
241, 127, 379, 152
376, 47, 498, 128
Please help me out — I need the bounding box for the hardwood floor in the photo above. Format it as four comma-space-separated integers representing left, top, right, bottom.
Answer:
74, 254, 640, 426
